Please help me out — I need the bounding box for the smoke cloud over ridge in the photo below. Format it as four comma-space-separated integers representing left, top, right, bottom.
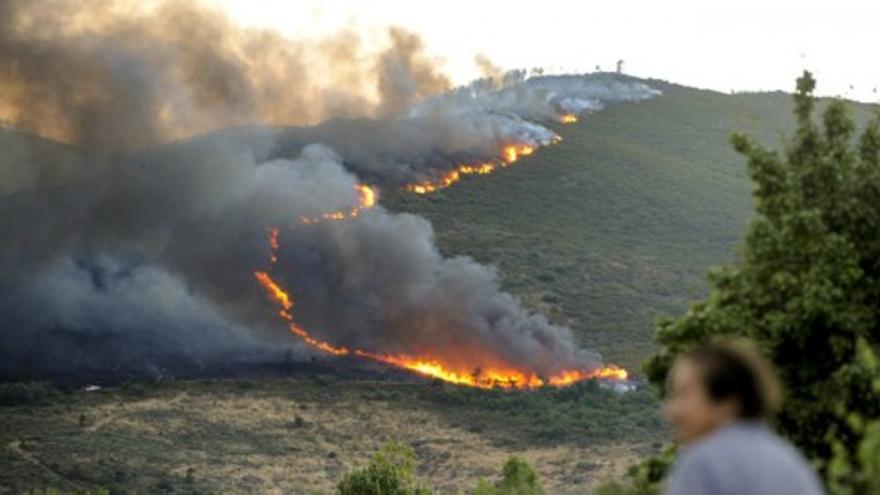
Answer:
0, 0, 659, 383
0, 0, 450, 149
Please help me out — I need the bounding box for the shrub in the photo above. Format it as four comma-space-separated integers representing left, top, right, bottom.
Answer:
0, 381, 57, 406
337, 442, 432, 495
467, 456, 543, 495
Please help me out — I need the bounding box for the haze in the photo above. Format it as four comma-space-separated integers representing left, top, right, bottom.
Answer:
215, 0, 879, 103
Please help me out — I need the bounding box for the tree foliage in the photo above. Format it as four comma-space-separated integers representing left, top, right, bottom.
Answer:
337, 442, 431, 495
470, 456, 543, 495
638, 71, 880, 493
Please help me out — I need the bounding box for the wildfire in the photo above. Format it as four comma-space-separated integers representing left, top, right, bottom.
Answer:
252, 149, 629, 390
560, 114, 578, 124
254, 248, 628, 389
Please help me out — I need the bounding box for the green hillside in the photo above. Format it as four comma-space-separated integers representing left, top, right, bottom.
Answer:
384, 82, 877, 370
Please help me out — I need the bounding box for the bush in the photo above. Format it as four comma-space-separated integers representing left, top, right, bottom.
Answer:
0, 381, 58, 406
337, 442, 431, 495
468, 456, 543, 495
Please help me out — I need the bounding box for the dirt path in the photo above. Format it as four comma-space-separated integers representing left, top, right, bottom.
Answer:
83, 392, 188, 433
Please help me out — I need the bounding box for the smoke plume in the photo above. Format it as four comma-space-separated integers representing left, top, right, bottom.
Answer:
0, 0, 450, 150
0, 0, 660, 382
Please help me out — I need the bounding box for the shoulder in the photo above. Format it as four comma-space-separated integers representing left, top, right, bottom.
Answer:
666, 424, 825, 495
665, 424, 766, 495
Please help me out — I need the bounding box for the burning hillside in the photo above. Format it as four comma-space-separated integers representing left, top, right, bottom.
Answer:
253, 183, 627, 389
0, 0, 658, 386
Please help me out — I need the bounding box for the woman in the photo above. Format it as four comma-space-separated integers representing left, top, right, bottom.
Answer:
663, 341, 824, 495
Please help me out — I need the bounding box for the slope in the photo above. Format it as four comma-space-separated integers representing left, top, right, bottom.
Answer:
383, 81, 877, 370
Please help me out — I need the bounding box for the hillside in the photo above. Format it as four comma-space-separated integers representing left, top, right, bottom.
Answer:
3, 82, 875, 375
384, 82, 877, 370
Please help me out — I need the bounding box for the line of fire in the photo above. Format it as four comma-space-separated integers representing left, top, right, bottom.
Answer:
254, 120, 630, 391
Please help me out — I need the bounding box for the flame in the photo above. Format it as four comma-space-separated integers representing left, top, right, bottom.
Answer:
560, 114, 578, 124
405, 142, 542, 195
289, 323, 350, 356
357, 184, 377, 208
253, 270, 292, 311
546, 365, 628, 385
406, 162, 497, 194
502, 144, 534, 164
268, 227, 280, 263
252, 148, 629, 390
353, 351, 627, 389
300, 184, 377, 224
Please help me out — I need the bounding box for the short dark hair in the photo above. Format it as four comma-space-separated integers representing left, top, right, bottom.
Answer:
681, 340, 783, 420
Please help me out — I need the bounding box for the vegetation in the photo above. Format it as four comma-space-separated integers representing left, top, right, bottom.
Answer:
338, 443, 545, 495
599, 73, 880, 494
0, 381, 59, 406
0, 378, 658, 493
419, 379, 663, 446
470, 456, 543, 495
337, 442, 431, 495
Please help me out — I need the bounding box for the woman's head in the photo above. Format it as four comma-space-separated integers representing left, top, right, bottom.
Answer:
664, 340, 782, 444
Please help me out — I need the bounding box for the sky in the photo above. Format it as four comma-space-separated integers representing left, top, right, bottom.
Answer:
213, 0, 880, 103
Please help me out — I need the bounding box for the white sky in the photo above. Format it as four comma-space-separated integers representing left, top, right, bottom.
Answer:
213, 0, 880, 103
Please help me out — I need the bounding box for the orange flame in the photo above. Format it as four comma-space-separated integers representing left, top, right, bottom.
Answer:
253, 270, 292, 311
406, 162, 497, 194
560, 114, 578, 124
300, 184, 378, 224
268, 227, 280, 263
353, 350, 627, 389
502, 144, 534, 164
255, 270, 351, 356
405, 142, 543, 195
289, 323, 350, 356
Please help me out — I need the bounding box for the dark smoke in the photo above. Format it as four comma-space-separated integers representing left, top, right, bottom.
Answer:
0, 0, 660, 382
0, 0, 449, 150
278, 210, 597, 374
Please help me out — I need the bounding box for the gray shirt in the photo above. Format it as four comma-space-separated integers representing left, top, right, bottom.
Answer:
664, 422, 825, 495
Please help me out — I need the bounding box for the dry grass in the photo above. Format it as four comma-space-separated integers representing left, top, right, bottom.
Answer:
0, 379, 658, 494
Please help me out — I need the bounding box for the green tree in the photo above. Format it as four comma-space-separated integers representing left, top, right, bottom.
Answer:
639, 71, 880, 493
468, 456, 543, 495
593, 447, 675, 495
337, 442, 432, 495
